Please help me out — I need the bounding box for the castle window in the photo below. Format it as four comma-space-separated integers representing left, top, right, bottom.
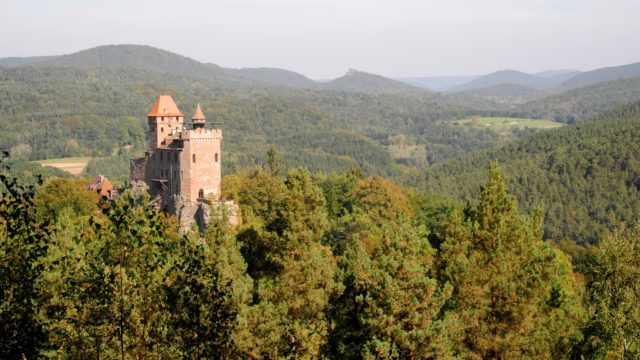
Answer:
174, 152, 178, 161
199, 189, 204, 199
161, 127, 164, 133
192, 154, 196, 163
215, 153, 219, 162
160, 152, 163, 161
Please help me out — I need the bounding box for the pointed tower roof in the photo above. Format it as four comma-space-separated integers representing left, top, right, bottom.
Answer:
192, 103, 206, 122
147, 95, 184, 117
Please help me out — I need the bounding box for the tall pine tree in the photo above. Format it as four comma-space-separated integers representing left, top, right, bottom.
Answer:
439, 163, 585, 359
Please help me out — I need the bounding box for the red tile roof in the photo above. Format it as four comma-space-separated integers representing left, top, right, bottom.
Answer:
147, 95, 184, 117
88, 175, 113, 197
192, 103, 206, 121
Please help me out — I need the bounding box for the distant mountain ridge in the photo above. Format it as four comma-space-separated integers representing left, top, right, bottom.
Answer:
0, 45, 421, 93
557, 61, 640, 90
395, 75, 479, 91
450, 69, 579, 92
2, 44, 640, 98
315, 68, 425, 93
534, 69, 581, 78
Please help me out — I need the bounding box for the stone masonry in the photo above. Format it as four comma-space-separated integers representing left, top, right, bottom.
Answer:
131, 95, 236, 230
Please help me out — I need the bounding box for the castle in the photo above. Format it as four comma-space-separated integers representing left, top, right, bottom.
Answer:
131, 95, 233, 228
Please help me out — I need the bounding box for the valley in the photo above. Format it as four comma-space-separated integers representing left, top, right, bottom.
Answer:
2, 42, 640, 358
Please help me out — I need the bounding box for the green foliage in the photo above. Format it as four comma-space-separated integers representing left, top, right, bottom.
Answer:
521, 77, 640, 123
165, 212, 252, 358
33, 177, 100, 222
330, 214, 459, 359
35, 191, 182, 358
0, 150, 623, 358
0, 55, 544, 176
579, 223, 640, 358
408, 100, 640, 243
266, 144, 285, 177
438, 164, 586, 358
84, 153, 133, 184
0, 151, 49, 358
234, 168, 340, 358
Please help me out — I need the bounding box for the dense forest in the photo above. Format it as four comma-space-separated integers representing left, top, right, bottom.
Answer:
0, 64, 512, 178
3, 44, 640, 358
406, 101, 640, 244
5, 45, 640, 183
2, 151, 638, 358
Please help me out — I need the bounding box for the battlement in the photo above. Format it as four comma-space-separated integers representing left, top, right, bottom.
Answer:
179, 128, 222, 141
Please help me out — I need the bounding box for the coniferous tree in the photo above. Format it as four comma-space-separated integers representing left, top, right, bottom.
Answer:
0, 151, 49, 358
266, 144, 285, 177
35, 208, 108, 358
165, 211, 252, 359
330, 214, 459, 359
439, 163, 586, 359
235, 168, 340, 358
580, 223, 640, 358
36, 191, 181, 358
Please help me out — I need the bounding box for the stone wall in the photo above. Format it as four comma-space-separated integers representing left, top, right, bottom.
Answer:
130, 157, 147, 182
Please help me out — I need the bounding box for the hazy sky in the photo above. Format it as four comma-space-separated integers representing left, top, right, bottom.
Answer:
2, 0, 640, 79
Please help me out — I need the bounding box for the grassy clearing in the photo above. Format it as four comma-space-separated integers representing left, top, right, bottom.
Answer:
35, 157, 93, 175
455, 117, 564, 130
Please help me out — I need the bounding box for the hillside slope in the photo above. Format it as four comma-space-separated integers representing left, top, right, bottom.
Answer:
450, 70, 575, 92
558, 61, 640, 90
520, 76, 640, 122
223, 67, 316, 87
461, 83, 545, 104
395, 75, 479, 91
316, 69, 423, 93
406, 101, 640, 243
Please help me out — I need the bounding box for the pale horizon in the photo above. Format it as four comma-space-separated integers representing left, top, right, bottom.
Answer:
2, 0, 639, 79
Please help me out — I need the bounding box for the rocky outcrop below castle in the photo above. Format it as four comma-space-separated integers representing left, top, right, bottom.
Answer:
168, 194, 238, 232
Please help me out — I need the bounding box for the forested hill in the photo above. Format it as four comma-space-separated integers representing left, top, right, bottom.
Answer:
223, 67, 316, 87
0, 45, 244, 84
558, 61, 640, 90
315, 68, 423, 93
519, 76, 640, 122
0, 45, 419, 92
405, 100, 640, 243
0, 63, 514, 179
450, 69, 574, 92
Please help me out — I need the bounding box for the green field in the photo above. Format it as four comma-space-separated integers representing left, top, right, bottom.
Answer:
455, 117, 564, 130
35, 157, 93, 175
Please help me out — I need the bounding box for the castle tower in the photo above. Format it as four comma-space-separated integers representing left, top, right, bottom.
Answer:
180, 103, 222, 202
146, 95, 184, 150
192, 103, 206, 130
131, 95, 223, 208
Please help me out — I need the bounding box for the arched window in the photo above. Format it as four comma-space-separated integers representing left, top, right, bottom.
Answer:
198, 189, 204, 199
161, 127, 164, 133
192, 154, 196, 163
215, 153, 219, 162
